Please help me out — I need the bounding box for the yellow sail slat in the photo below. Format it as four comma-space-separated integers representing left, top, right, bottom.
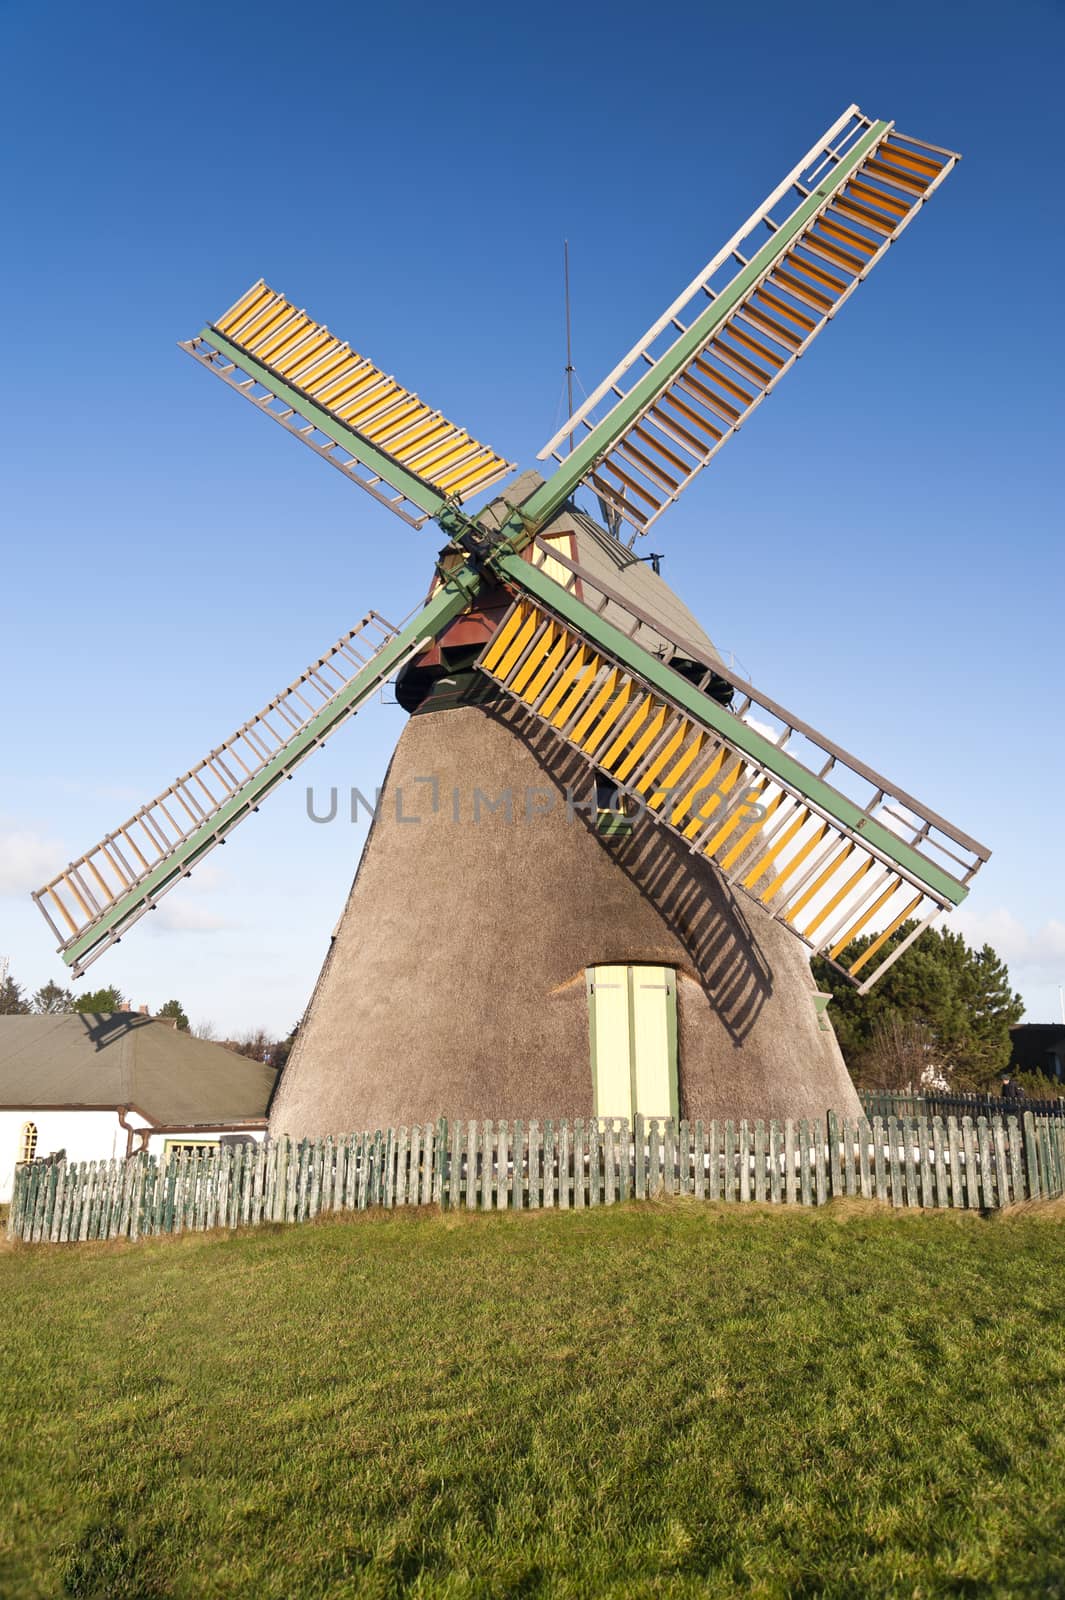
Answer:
209, 279, 514, 496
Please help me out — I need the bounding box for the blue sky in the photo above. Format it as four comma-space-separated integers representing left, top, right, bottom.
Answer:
2, 0, 1062, 1034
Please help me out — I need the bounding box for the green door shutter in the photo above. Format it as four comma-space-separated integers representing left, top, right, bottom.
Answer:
588, 965, 678, 1120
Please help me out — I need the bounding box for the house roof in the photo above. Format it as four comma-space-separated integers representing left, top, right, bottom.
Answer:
0, 1014, 275, 1124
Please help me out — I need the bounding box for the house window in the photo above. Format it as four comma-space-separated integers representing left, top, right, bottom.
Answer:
587, 965, 678, 1121
163, 1140, 220, 1160
18, 1122, 38, 1163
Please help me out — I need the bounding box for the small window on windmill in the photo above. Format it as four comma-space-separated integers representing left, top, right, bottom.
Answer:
530, 530, 577, 591
595, 774, 634, 838
18, 1122, 38, 1164
587, 966, 678, 1123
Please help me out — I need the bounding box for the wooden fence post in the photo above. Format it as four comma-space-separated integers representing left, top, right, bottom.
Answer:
494, 1121, 507, 1211
918, 1115, 933, 1207
931, 1118, 947, 1209
481, 1121, 495, 1211
858, 1120, 872, 1200
1038, 1119, 1056, 1198
692, 1120, 704, 1201
663, 1118, 675, 1199
445, 1118, 460, 1212
1042, 1120, 1055, 1196
379, 1130, 392, 1210
394, 1127, 409, 1207
1006, 1116, 1024, 1202
770, 1120, 786, 1203
7, 1165, 22, 1239
514, 1119, 526, 1210
142, 1152, 158, 1235
826, 1111, 840, 1199
813, 1123, 826, 1206
525, 1121, 538, 1210
586, 1120, 599, 1208
842, 1118, 857, 1198
646, 1119, 659, 1199
677, 1118, 689, 1197
558, 1120, 571, 1210
902, 1118, 918, 1209
977, 1118, 995, 1209
1047, 1120, 1063, 1197
42, 1162, 60, 1241
13, 1164, 29, 1240
50, 1161, 69, 1242
885, 1117, 901, 1208
960, 1119, 978, 1210
634, 1114, 646, 1201
944, 1118, 960, 1209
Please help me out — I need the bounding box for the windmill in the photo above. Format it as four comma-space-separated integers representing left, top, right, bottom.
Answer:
33, 106, 989, 1135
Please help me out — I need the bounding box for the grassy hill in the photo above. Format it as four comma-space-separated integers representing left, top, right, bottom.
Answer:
3, 1202, 1065, 1598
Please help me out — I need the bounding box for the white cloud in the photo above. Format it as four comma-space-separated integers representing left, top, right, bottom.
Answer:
143, 861, 233, 934
0, 827, 66, 897
174, 863, 225, 893
742, 713, 780, 743
149, 900, 235, 934
952, 905, 1065, 977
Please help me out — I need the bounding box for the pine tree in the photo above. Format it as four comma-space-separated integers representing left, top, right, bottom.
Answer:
0, 975, 30, 1014
73, 985, 125, 1014
32, 980, 74, 1014
813, 923, 1025, 1091
157, 998, 190, 1032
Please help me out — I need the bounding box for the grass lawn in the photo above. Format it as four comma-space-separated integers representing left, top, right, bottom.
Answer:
2, 1202, 1065, 1598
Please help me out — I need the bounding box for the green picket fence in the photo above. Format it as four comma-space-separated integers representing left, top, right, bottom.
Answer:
9, 1111, 1065, 1244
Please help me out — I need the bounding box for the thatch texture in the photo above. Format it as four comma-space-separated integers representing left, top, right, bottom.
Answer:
270, 688, 861, 1138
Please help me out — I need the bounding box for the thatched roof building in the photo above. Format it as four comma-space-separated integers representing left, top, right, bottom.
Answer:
270, 501, 861, 1137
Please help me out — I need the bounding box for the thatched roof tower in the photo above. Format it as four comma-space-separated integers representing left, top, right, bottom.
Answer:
270, 501, 861, 1138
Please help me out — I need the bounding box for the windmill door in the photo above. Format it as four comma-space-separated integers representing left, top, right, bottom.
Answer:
587, 965, 678, 1123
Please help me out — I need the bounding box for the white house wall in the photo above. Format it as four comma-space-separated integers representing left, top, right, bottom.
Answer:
0, 1115, 268, 1204
0, 1110, 128, 1204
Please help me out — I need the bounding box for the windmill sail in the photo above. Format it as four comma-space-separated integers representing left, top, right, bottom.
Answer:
479, 544, 988, 991
183, 281, 515, 529
536, 107, 957, 535
33, 576, 482, 976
